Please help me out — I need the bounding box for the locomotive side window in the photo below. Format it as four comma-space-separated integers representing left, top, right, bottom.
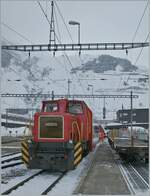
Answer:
68, 102, 83, 114
44, 103, 58, 112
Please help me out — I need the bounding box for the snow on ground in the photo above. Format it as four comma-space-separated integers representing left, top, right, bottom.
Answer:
48, 142, 100, 196
1, 126, 26, 137
1, 53, 149, 120
1, 164, 41, 193
1, 139, 100, 195
10, 172, 61, 196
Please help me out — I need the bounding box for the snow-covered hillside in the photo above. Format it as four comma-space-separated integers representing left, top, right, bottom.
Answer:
1, 48, 149, 120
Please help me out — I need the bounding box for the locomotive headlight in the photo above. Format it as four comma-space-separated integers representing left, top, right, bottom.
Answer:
69, 139, 73, 144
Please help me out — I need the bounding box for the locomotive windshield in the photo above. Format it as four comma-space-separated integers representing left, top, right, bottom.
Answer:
44, 102, 58, 112
68, 102, 83, 114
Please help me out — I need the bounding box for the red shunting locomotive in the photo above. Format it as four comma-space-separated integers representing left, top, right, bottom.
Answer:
21, 99, 93, 171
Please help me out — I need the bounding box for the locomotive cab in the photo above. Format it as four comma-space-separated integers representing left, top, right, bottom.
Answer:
21, 99, 93, 171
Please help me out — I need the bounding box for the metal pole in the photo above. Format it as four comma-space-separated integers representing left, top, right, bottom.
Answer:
78, 24, 80, 44
52, 90, 54, 100
122, 104, 124, 130
67, 79, 71, 97
6, 109, 8, 133
130, 91, 133, 146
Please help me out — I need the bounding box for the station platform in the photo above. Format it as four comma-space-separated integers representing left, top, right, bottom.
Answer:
75, 141, 131, 195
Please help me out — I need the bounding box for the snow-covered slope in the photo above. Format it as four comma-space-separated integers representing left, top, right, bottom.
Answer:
1, 48, 149, 120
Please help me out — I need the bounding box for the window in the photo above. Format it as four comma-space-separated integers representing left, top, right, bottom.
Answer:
68, 102, 83, 114
44, 103, 58, 112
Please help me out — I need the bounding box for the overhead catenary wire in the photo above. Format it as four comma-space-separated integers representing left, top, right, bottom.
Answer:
53, 0, 74, 43
52, 0, 100, 108
2, 22, 34, 45
37, 1, 75, 88
52, 1, 88, 94
54, 7, 62, 43
126, 32, 149, 83
134, 32, 150, 66
132, 1, 149, 42
38, 0, 87, 95
121, 1, 149, 87
37, 1, 79, 93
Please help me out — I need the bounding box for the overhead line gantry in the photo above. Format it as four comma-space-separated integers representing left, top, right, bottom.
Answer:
2, 42, 149, 52
1, 93, 138, 99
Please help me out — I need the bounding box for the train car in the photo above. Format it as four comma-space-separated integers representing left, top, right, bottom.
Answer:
21, 99, 93, 171
106, 125, 149, 162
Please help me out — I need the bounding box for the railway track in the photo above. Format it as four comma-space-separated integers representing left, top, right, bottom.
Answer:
2, 170, 44, 195
41, 171, 67, 195
2, 152, 20, 158
2, 170, 66, 195
1, 153, 23, 169
118, 160, 149, 194
2, 162, 23, 169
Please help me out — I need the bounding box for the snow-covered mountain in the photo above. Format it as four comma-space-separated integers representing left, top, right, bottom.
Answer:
1, 46, 149, 120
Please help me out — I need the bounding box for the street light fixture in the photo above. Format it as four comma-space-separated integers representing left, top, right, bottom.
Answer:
69, 20, 80, 44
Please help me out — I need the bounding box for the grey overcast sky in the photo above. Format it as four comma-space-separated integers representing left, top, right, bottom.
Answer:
1, 0, 149, 69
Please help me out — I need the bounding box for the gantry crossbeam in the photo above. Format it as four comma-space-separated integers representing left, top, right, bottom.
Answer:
2, 42, 149, 52
1, 94, 139, 98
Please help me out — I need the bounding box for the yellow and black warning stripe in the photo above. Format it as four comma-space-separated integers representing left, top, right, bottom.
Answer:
74, 142, 82, 167
21, 141, 29, 166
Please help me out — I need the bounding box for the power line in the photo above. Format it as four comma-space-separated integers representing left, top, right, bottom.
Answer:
2, 22, 34, 44
38, 1, 86, 94
37, 1, 75, 94
37, 1, 61, 44
37, 1, 51, 26
53, 0, 74, 43
126, 32, 149, 84
132, 1, 149, 42
54, 6, 62, 44
117, 1, 149, 91
134, 32, 150, 66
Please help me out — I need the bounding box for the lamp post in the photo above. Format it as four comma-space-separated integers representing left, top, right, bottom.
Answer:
69, 20, 80, 44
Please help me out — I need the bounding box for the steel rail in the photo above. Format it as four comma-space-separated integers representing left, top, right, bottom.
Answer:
118, 160, 149, 194
1, 170, 44, 194
2, 152, 20, 158
1, 161, 23, 169
117, 162, 135, 194
2, 156, 22, 164
129, 163, 149, 188
41, 171, 67, 195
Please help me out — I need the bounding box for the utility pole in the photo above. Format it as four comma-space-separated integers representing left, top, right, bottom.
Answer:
49, 1, 56, 56
122, 104, 124, 130
67, 79, 72, 98
130, 91, 133, 147
103, 97, 106, 119
51, 90, 54, 100
6, 109, 8, 133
